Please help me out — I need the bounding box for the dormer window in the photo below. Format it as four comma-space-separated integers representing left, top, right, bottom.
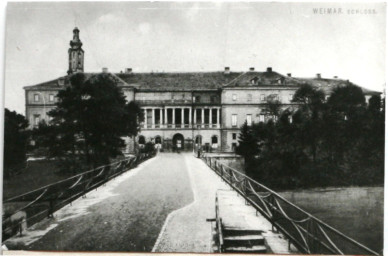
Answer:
58, 78, 65, 86
278, 77, 285, 85
251, 77, 259, 85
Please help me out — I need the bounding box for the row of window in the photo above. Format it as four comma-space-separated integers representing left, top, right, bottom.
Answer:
232, 93, 294, 102
231, 114, 277, 127
33, 94, 56, 102
138, 135, 219, 145
139, 95, 219, 103
232, 114, 252, 126
33, 114, 54, 126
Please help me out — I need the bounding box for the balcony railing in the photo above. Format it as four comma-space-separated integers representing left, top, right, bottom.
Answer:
201, 155, 379, 255
141, 124, 220, 129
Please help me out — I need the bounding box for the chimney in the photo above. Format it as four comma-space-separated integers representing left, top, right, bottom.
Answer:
102, 67, 108, 73
267, 67, 272, 72
224, 67, 230, 74
287, 73, 292, 77
316, 73, 321, 79
249, 67, 255, 71
125, 68, 133, 74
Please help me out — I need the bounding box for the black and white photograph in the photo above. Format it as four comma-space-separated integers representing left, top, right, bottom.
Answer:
1, 1, 386, 255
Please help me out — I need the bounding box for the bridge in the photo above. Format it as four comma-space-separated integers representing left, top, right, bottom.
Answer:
2, 153, 379, 255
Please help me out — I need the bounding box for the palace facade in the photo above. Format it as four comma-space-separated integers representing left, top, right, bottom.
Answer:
24, 28, 380, 153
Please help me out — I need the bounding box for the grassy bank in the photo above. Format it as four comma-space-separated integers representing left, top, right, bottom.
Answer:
3, 160, 70, 199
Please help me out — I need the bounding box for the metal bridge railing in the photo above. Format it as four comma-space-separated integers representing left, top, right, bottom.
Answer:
2, 152, 156, 241
202, 155, 379, 255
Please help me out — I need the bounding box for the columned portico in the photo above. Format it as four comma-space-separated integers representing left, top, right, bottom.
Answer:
141, 107, 221, 130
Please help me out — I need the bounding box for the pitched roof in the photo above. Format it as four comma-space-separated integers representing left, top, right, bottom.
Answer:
115, 72, 242, 91
23, 70, 381, 95
223, 71, 301, 88
23, 72, 130, 90
296, 77, 381, 96
223, 71, 381, 95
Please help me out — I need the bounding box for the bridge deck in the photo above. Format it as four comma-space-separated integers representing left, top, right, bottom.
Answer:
4, 153, 193, 252
4, 153, 294, 253
217, 189, 298, 254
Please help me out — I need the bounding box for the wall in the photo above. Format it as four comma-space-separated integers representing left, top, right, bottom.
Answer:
122, 88, 135, 102
26, 90, 59, 107
26, 105, 56, 129
221, 87, 298, 105
26, 90, 59, 128
205, 152, 246, 174
134, 129, 221, 152
135, 91, 193, 104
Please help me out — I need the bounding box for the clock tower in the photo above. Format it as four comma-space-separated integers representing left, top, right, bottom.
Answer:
67, 27, 84, 75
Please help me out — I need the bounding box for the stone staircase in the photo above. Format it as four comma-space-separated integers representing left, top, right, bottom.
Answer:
222, 229, 267, 253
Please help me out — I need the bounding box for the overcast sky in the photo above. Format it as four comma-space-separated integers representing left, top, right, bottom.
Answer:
4, 2, 386, 114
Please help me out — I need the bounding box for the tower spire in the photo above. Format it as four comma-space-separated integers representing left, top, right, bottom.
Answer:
68, 27, 84, 75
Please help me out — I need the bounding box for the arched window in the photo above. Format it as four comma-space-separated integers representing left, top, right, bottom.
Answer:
211, 135, 218, 148
155, 136, 162, 144
195, 135, 202, 145
138, 136, 145, 144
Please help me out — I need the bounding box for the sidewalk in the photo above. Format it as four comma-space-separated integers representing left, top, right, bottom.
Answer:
152, 154, 231, 252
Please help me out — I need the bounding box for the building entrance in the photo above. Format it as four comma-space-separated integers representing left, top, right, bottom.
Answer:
172, 133, 184, 151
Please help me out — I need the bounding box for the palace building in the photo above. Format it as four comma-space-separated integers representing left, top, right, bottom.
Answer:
24, 28, 380, 153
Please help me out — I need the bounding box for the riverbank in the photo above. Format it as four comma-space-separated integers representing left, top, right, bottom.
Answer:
279, 186, 383, 253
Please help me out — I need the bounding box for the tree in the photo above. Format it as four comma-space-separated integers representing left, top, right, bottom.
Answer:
42, 73, 143, 172
292, 84, 325, 115
236, 121, 259, 172
327, 84, 366, 117
323, 84, 366, 164
4, 109, 29, 178
264, 94, 282, 118
292, 84, 325, 162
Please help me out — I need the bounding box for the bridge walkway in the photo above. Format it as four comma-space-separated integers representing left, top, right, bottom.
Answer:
4, 153, 193, 252
4, 153, 291, 253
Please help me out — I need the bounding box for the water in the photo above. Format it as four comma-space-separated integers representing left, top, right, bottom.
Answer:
279, 186, 384, 253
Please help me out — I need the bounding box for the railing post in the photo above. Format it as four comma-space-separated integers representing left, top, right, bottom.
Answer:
243, 178, 248, 196
48, 198, 54, 218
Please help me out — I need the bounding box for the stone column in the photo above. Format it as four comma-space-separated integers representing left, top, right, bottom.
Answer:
189, 108, 192, 126
209, 108, 212, 127
181, 108, 184, 126
172, 108, 175, 128
159, 108, 163, 128
165, 108, 168, 125
201, 108, 204, 128
152, 108, 155, 129
194, 108, 197, 125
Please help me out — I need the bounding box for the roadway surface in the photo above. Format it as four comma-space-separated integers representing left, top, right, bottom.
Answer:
4, 153, 230, 253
